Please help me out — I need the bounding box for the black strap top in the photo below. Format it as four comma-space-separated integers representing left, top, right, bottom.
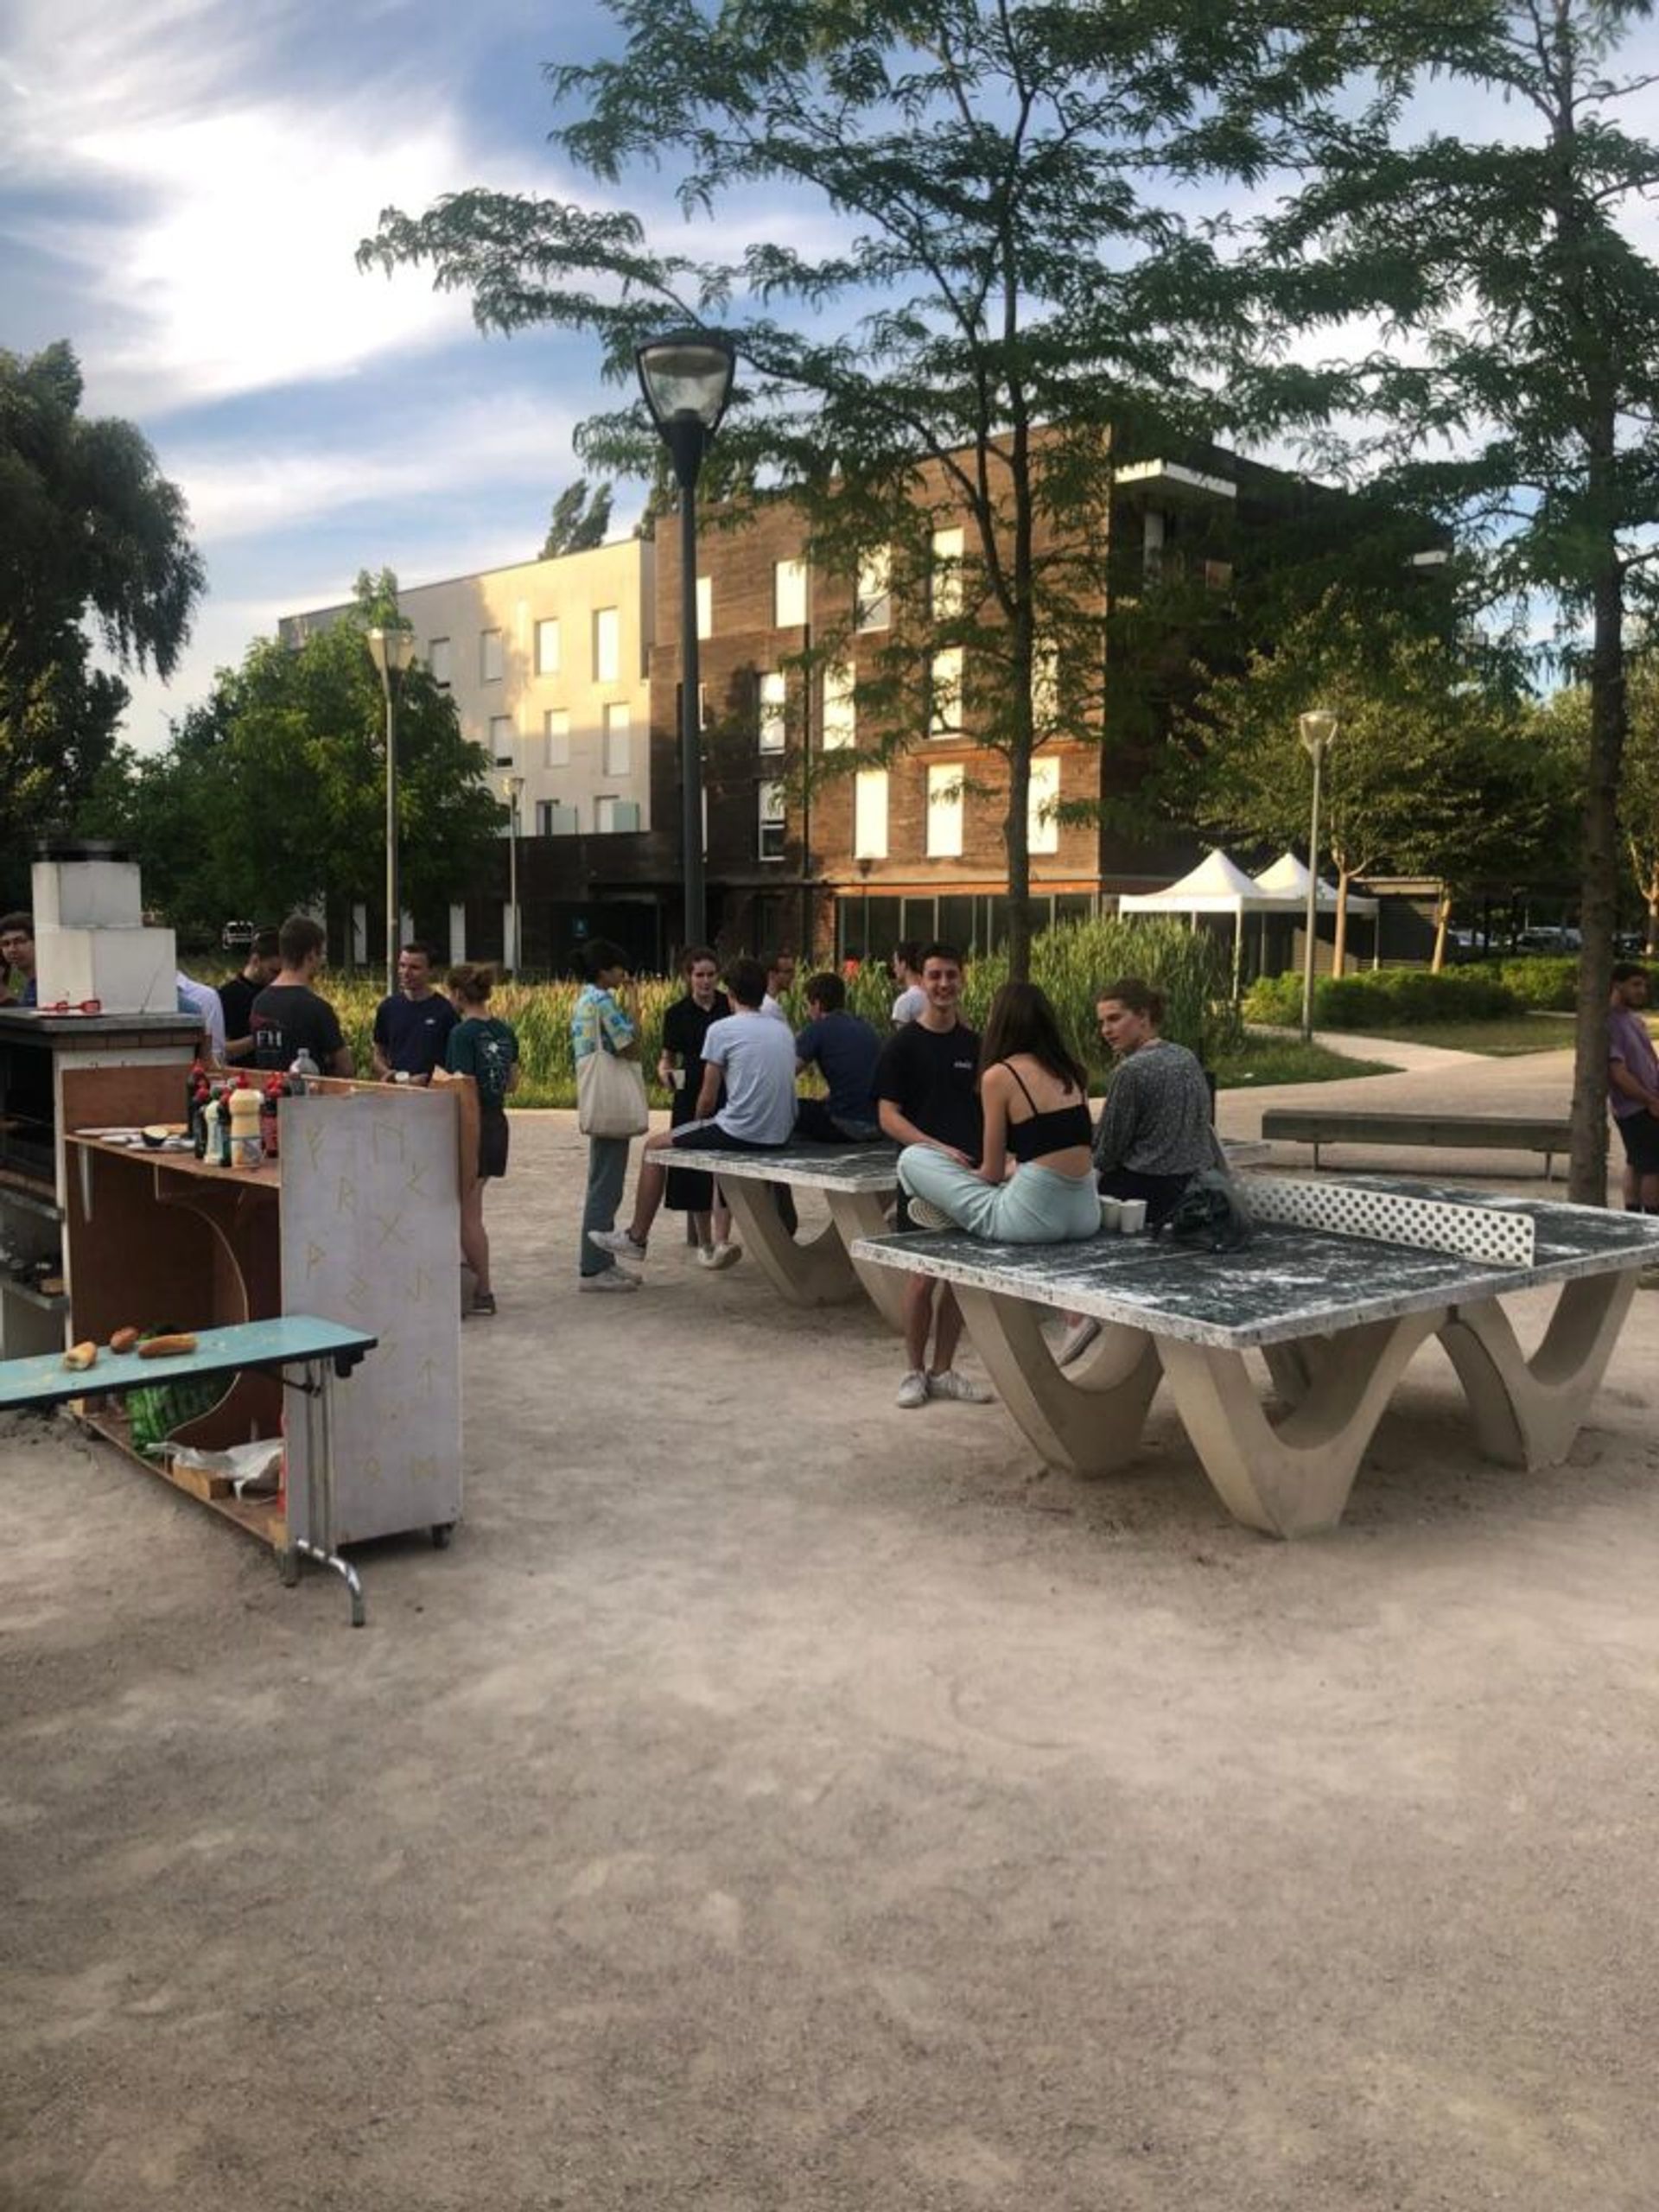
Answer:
1001, 1060, 1093, 1163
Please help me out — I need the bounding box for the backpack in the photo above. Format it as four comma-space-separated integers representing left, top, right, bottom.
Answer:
473, 1021, 513, 1108
1160, 1170, 1254, 1254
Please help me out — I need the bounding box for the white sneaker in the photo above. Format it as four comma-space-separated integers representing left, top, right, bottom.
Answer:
927, 1370, 991, 1404
1057, 1317, 1103, 1368
589, 1228, 648, 1262
895, 1368, 930, 1409
580, 1268, 640, 1293
905, 1196, 954, 1231
700, 1241, 741, 1270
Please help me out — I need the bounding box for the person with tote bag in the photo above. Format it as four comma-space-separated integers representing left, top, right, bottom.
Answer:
570, 938, 648, 1292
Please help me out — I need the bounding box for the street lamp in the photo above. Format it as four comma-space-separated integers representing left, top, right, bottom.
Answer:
636, 329, 737, 952
499, 772, 525, 974
1297, 708, 1339, 1042
365, 626, 416, 995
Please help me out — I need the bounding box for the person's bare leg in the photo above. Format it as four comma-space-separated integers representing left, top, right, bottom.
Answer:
903, 1275, 936, 1374
691, 1208, 714, 1252
459, 1183, 490, 1295
626, 1134, 674, 1243
929, 1283, 965, 1376
714, 1192, 734, 1246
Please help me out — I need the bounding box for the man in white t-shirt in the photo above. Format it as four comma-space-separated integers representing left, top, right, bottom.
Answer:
890, 941, 926, 1026
591, 956, 798, 1266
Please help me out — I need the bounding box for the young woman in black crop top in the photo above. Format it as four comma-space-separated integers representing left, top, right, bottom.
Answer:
897, 982, 1101, 1243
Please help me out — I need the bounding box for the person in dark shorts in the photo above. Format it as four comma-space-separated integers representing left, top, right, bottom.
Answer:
1608, 962, 1659, 1213
443, 963, 519, 1317
658, 944, 737, 1267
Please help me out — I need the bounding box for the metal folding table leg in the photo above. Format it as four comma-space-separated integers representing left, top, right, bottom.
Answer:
284, 1358, 366, 1626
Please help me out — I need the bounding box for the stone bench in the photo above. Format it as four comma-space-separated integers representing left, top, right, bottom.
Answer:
1261, 1109, 1573, 1179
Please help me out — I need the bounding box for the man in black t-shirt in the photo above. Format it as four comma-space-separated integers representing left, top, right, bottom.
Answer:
372, 941, 459, 1083
218, 929, 282, 1061
873, 943, 989, 1412
250, 915, 353, 1075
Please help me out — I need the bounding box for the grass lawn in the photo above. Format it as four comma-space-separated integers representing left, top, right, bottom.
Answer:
1347, 1014, 1579, 1057
1212, 1033, 1395, 1089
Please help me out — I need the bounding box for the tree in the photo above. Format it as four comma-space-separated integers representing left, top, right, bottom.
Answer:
1260, 0, 1659, 1198
359, 0, 1362, 976
540, 480, 614, 559
85, 578, 501, 943
0, 341, 205, 899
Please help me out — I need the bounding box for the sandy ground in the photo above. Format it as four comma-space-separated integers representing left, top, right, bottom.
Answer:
5, 1047, 1659, 2212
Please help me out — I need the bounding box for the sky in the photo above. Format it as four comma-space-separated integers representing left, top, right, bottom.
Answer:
5, 0, 1659, 755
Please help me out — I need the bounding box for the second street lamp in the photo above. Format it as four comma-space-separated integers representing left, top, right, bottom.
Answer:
1297, 708, 1339, 1043
636, 330, 736, 954
365, 625, 417, 995
499, 772, 525, 974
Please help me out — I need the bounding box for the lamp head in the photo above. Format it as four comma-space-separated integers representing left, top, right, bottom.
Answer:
1298, 708, 1338, 759
365, 626, 416, 682
635, 331, 737, 435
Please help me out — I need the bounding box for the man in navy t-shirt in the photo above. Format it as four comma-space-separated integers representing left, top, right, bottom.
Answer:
794, 971, 882, 1141
372, 942, 459, 1083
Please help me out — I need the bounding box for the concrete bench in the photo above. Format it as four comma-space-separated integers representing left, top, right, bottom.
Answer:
1261, 1109, 1573, 1179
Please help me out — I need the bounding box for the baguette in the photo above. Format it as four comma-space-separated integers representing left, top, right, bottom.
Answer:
62, 1341, 99, 1372
109, 1326, 141, 1354
137, 1332, 199, 1361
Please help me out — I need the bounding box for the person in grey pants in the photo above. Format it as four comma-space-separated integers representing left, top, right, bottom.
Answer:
570, 938, 645, 1293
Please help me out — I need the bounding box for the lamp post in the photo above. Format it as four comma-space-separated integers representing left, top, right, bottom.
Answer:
365, 625, 416, 995
1297, 708, 1339, 1042
499, 772, 525, 974
636, 330, 736, 952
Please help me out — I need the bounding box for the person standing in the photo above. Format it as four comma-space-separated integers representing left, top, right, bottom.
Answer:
373, 941, 460, 1084
572, 938, 645, 1294
793, 971, 883, 1141
218, 930, 282, 1061
761, 949, 798, 1024
659, 945, 740, 1268
250, 915, 354, 1075
1608, 962, 1659, 1213
890, 942, 926, 1027
175, 971, 226, 1064
874, 943, 990, 1409
444, 963, 518, 1318
0, 913, 37, 1007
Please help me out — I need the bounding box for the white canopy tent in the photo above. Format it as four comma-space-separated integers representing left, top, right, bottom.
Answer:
1117, 849, 1288, 997
1250, 853, 1378, 918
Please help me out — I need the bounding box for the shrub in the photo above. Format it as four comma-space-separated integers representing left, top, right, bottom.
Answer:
1491, 955, 1579, 1012
1243, 965, 1521, 1029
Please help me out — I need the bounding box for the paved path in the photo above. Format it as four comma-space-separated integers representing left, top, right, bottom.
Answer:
1254, 1025, 1485, 1071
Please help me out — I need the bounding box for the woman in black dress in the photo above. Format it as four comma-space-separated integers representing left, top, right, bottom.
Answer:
658, 945, 741, 1268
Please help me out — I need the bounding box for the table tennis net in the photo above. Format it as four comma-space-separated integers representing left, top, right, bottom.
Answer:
1244, 1178, 1535, 1269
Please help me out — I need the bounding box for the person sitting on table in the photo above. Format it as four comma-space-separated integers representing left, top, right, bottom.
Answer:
372, 940, 459, 1084
218, 929, 282, 1060
590, 956, 798, 1268
897, 981, 1099, 1243
0, 912, 37, 1007
1091, 976, 1216, 1226
793, 971, 883, 1142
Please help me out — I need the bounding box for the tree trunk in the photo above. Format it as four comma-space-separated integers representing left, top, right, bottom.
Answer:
1645, 868, 1658, 956
1567, 546, 1626, 1205
1431, 887, 1451, 975
1332, 870, 1351, 978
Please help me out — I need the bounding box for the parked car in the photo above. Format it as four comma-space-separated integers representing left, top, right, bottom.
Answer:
1516, 926, 1581, 952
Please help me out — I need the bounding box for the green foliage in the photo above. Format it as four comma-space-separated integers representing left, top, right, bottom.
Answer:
1490, 956, 1580, 1013
540, 480, 613, 559
1244, 966, 1520, 1029
0, 340, 205, 899
1212, 1033, 1395, 1088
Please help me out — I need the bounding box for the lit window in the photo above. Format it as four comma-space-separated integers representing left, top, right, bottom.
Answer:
696, 576, 712, 639
594, 606, 620, 683
759, 779, 786, 861
821, 661, 855, 749
1028, 755, 1059, 857
774, 558, 808, 627
926, 765, 963, 857
930, 648, 963, 739
602, 702, 632, 778
428, 637, 452, 687
481, 629, 505, 683
535, 619, 561, 676
595, 795, 619, 834
538, 800, 578, 836
855, 547, 890, 632
543, 709, 569, 768
489, 715, 514, 767
853, 768, 887, 860
759, 671, 786, 753
931, 527, 964, 620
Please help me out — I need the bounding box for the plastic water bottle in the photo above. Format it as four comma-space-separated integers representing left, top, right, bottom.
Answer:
289, 1047, 319, 1095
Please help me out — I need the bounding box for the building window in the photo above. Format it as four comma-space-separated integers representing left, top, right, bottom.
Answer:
428, 636, 452, 687
481, 628, 505, 683
535, 618, 561, 676
489, 715, 514, 766
855, 546, 890, 632
759, 779, 786, 861
929, 648, 963, 739
538, 800, 579, 836
821, 660, 855, 749
543, 708, 569, 768
595, 796, 640, 834
696, 576, 712, 639
774, 558, 808, 628
759, 671, 787, 753
931, 526, 964, 620
853, 768, 888, 861
594, 606, 620, 683
1028, 754, 1060, 857
602, 702, 632, 778
926, 765, 964, 857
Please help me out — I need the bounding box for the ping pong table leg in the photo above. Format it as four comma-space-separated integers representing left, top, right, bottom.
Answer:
1438, 1272, 1638, 1470
951, 1285, 1161, 1474
1156, 1307, 1447, 1537
715, 1178, 862, 1307
823, 1188, 908, 1332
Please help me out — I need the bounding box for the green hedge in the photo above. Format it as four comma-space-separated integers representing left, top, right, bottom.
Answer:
1490, 955, 1579, 1012
1243, 966, 1521, 1029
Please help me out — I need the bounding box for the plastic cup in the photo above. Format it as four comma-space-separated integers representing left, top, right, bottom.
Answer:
1098, 1195, 1122, 1233
1118, 1198, 1147, 1235
669, 1069, 685, 1090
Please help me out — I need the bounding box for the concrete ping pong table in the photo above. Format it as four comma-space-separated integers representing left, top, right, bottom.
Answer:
851, 1175, 1659, 1538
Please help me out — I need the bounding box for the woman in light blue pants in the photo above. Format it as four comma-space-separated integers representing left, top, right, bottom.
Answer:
898, 982, 1100, 1244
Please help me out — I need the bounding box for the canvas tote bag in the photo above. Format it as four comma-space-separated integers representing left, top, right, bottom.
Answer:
576, 1040, 649, 1138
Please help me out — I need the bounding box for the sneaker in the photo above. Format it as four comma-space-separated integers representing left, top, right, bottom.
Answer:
589, 1229, 648, 1262
895, 1368, 931, 1410
927, 1369, 991, 1404
469, 1290, 497, 1318
1057, 1317, 1103, 1368
905, 1196, 955, 1231
580, 1268, 640, 1294
700, 1241, 742, 1270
